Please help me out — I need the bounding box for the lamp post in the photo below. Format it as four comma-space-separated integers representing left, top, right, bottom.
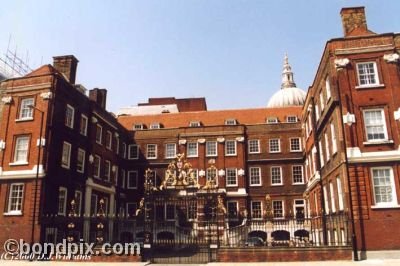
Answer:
28, 105, 44, 246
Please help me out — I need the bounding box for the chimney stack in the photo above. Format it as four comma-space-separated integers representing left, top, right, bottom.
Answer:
340, 7, 369, 37
53, 55, 79, 84
89, 88, 107, 109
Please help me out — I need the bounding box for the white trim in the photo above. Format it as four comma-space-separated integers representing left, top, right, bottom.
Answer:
272, 200, 285, 219
92, 111, 118, 130
356, 61, 380, 87
80, 114, 88, 136
58, 187, 68, 216
6, 183, 24, 214
226, 188, 248, 197
249, 167, 262, 186
206, 141, 218, 157
61, 141, 72, 169
370, 167, 398, 208
128, 144, 139, 160
289, 137, 302, 152
95, 124, 103, 145
86, 178, 116, 194
0, 165, 45, 179
187, 142, 198, 158
225, 140, 237, 156
165, 143, 177, 159
248, 139, 260, 154
146, 144, 157, 159
127, 171, 138, 189
362, 108, 388, 143
225, 168, 238, 187
65, 104, 75, 129
106, 130, 113, 150
76, 148, 86, 173
269, 138, 281, 153
250, 200, 263, 220
347, 147, 400, 163
271, 166, 283, 186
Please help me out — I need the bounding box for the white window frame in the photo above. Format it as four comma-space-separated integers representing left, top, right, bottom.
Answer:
363, 108, 388, 143
356, 61, 380, 87
58, 187, 68, 216
65, 104, 75, 129
337, 176, 344, 211
150, 123, 160, 129
331, 123, 337, 154
290, 138, 301, 152
319, 140, 324, 167
134, 124, 143, 130
127, 171, 138, 189
330, 181, 336, 213
189, 121, 201, 127
61, 141, 72, 169
74, 190, 82, 215
271, 166, 283, 186
251, 201, 262, 220
225, 140, 237, 156
146, 144, 157, 159
93, 155, 101, 178
371, 167, 398, 207
225, 119, 237, 125
226, 168, 238, 187
269, 138, 281, 153
95, 124, 103, 144
206, 141, 218, 157
13, 135, 30, 164
249, 167, 261, 186
80, 114, 88, 136
272, 200, 284, 219
106, 131, 112, 150
287, 116, 297, 123
18, 98, 34, 120
248, 139, 260, 154
319, 91, 325, 111
323, 185, 330, 214
325, 132, 330, 161
326, 77, 331, 100
76, 148, 85, 173
292, 165, 304, 184
165, 143, 177, 159
7, 183, 24, 215
128, 144, 139, 160
104, 160, 111, 181
90, 194, 98, 215
187, 142, 198, 158
266, 117, 278, 124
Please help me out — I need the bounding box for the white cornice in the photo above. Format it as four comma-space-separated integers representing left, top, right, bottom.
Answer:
347, 147, 400, 163
0, 165, 45, 179
86, 177, 115, 194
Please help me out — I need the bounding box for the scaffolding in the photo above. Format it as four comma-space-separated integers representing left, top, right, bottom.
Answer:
0, 36, 33, 79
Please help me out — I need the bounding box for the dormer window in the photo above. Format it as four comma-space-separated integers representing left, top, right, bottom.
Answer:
134, 124, 144, 130
266, 117, 278, 124
287, 116, 297, 123
225, 119, 237, 125
150, 123, 160, 129
189, 121, 201, 127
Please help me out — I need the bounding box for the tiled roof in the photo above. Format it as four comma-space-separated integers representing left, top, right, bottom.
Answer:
117, 106, 302, 129
25, 64, 59, 77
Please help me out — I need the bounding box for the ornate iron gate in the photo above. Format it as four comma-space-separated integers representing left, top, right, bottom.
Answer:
138, 155, 226, 263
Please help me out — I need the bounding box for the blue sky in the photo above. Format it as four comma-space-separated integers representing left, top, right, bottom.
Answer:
1, 0, 399, 112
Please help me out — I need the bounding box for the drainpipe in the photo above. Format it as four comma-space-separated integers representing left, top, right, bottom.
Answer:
336, 77, 359, 261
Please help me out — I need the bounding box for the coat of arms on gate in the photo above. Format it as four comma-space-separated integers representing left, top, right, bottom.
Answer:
160, 153, 200, 189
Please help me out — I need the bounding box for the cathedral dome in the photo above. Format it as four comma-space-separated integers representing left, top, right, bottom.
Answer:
267, 54, 306, 108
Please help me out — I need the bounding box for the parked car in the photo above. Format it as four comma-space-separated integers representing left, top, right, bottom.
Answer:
245, 237, 265, 247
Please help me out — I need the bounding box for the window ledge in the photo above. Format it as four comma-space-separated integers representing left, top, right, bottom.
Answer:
248, 152, 261, 155
363, 140, 394, 145
269, 151, 281, 154
206, 155, 218, 158
249, 184, 262, 187
271, 184, 284, 186
293, 183, 305, 186
3, 211, 22, 216
226, 185, 238, 188
225, 154, 237, 157
371, 205, 400, 209
290, 150, 302, 153
15, 118, 33, 122
355, 84, 385, 89
9, 162, 29, 166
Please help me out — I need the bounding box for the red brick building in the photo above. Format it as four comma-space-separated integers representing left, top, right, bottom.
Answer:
303, 7, 400, 258
0, 5, 399, 260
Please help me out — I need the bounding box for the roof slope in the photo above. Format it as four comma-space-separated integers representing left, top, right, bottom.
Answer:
117, 106, 302, 129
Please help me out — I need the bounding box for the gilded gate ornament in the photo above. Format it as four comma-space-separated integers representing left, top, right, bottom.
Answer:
160, 153, 199, 189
